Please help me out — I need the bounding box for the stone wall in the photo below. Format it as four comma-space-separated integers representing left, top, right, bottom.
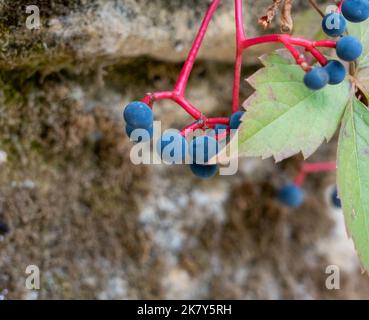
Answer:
1, 0, 368, 300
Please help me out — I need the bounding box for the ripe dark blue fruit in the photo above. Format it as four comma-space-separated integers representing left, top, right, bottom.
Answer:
208, 125, 228, 140
278, 184, 304, 208
331, 188, 342, 208
342, 0, 369, 23
336, 36, 363, 61
157, 132, 188, 164
190, 164, 218, 179
0, 222, 9, 236
322, 13, 347, 37
303, 67, 330, 90
214, 124, 228, 135
230, 111, 245, 129
126, 125, 153, 142
123, 101, 153, 129
190, 136, 218, 164
324, 60, 346, 84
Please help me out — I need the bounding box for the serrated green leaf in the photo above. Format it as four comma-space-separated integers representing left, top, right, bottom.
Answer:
347, 19, 369, 67
337, 98, 369, 272
259, 50, 291, 66
356, 67, 369, 104
237, 54, 351, 162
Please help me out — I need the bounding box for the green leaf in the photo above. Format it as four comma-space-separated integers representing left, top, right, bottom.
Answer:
347, 18, 369, 100
347, 19, 369, 68
237, 54, 351, 162
337, 98, 369, 272
259, 50, 291, 66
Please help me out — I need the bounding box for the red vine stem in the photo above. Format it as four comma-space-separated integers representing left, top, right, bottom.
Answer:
180, 121, 204, 136
141, 0, 337, 132
174, 0, 221, 96
294, 162, 337, 186
337, 0, 344, 13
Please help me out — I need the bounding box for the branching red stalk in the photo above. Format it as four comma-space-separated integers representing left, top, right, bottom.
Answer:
142, 0, 337, 129
141, 0, 339, 176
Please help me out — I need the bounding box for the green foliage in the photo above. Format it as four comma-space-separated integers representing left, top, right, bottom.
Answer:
337, 98, 369, 271
238, 54, 351, 162
239, 45, 369, 271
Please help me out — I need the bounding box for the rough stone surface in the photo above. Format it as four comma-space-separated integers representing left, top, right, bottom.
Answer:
1, 0, 369, 300
0, 0, 318, 71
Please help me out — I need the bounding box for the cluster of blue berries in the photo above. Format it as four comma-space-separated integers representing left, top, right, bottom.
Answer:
182, 110, 244, 178
304, 0, 369, 90
123, 101, 245, 179
277, 184, 342, 209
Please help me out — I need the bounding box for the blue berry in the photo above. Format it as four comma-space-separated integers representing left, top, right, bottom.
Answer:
157, 131, 188, 164
214, 124, 228, 135
123, 101, 153, 129
190, 164, 218, 179
303, 67, 330, 90
331, 188, 342, 208
278, 184, 304, 208
209, 125, 229, 144
336, 36, 363, 61
322, 13, 347, 37
230, 111, 245, 129
208, 125, 228, 139
342, 0, 369, 23
0, 222, 9, 236
190, 136, 218, 165
324, 60, 346, 84
126, 125, 153, 142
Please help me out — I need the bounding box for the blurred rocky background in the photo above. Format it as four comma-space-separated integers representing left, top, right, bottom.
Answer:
1, 0, 369, 299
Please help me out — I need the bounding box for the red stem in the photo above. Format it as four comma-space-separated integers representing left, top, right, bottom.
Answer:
141, 0, 337, 133
295, 162, 336, 186
207, 117, 230, 125
174, 0, 221, 96
337, 0, 344, 13
172, 95, 203, 120
232, 0, 246, 112
181, 121, 204, 136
